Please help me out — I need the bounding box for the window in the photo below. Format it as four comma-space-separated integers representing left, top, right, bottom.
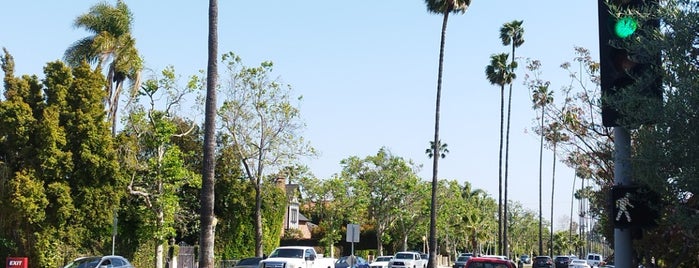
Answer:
290, 208, 298, 224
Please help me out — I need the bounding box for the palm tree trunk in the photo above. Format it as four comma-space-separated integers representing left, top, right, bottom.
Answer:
537, 104, 545, 256
503, 42, 516, 259
550, 143, 557, 257
199, 0, 218, 267
569, 171, 576, 251
428, 9, 449, 268
498, 84, 504, 255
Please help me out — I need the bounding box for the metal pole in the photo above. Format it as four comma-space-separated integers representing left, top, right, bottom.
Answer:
614, 127, 632, 268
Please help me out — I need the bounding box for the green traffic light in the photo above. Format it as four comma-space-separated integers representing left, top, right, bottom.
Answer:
615, 16, 638, 38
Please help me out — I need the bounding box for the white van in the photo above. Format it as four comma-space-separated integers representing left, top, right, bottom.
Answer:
586, 253, 603, 267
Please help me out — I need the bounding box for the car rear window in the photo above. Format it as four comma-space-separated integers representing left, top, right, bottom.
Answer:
466, 263, 510, 268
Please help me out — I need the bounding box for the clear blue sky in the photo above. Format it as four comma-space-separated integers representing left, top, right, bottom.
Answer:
1, 1, 600, 230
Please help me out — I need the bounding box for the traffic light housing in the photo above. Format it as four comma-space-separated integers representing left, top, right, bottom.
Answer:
610, 184, 660, 229
597, 0, 662, 127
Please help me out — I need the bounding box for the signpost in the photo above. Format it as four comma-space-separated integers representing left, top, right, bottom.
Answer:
346, 224, 360, 267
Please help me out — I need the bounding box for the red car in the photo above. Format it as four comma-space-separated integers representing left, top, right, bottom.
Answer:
464, 257, 517, 268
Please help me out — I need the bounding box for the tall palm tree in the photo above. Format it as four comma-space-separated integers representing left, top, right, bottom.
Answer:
546, 122, 569, 256
423, 1, 470, 268
485, 52, 516, 255
64, 0, 142, 136
200, 0, 218, 267
498, 20, 524, 258
532, 83, 553, 256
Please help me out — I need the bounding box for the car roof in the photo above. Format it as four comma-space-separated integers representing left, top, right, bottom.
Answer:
466, 257, 514, 265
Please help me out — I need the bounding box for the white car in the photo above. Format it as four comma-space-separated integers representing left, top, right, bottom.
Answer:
371, 256, 393, 268
569, 259, 591, 268
388, 252, 426, 268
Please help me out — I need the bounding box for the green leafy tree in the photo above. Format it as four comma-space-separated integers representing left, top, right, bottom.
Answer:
64, 0, 143, 136
218, 52, 314, 257
422, 0, 470, 266
1, 50, 122, 267
340, 148, 423, 255
117, 67, 201, 268
299, 175, 367, 257
391, 180, 430, 253
498, 20, 524, 257
630, 0, 699, 266
506, 201, 539, 258
485, 52, 516, 254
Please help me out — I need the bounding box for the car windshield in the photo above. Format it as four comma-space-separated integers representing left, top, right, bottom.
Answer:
237, 258, 261, 265
394, 253, 414, 260
269, 248, 304, 258
63, 257, 102, 268
375, 257, 392, 262
457, 257, 470, 262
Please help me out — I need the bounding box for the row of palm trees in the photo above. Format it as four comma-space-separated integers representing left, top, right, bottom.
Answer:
422, 0, 538, 262
484, 20, 524, 257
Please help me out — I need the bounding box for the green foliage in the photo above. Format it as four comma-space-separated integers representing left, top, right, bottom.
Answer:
1, 50, 121, 267
117, 66, 201, 266
218, 51, 313, 256
339, 147, 422, 255
215, 177, 286, 258
627, 0, 699, 265
424, 0, 470, 15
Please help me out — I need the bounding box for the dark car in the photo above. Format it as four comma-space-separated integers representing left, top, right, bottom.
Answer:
554, 256, 573, 268
464, 257, 516, 268
62, 256, 134, 268
453, 256, 471, 268
234, 257, 264, 268
532, 256, 553, 268
519, 255, 531, 264
336, 256, 370, 268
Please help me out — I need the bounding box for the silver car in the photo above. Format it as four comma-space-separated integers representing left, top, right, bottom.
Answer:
63, 255, 134, 268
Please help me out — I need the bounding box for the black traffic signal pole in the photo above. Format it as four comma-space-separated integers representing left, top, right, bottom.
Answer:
613, 127, 633, 268
598, 0, 660, 266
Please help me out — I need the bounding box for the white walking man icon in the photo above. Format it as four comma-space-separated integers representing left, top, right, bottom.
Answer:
615, 192, 634, 222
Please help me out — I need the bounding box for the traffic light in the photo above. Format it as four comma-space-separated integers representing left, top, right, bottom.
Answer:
610, 184, 659, 229
597, 0, 662, 127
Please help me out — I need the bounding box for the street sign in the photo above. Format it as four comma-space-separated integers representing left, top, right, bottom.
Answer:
346, 224, 360, 243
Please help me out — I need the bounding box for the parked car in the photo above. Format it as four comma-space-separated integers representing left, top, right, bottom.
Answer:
459, 253, 474, 258
388, 252, 427, 268
336, 256, 370, 268
569, 259, 591, 268
62, 255, 134, 268
555, 256, 574, 268
464, 257, 516, 268
234, 257, 264, 268
520, 255, 531, 264
371, 256, 393, 268
533, 256, 554, 268
586, 254, 603, 267
453, 256, 471, 268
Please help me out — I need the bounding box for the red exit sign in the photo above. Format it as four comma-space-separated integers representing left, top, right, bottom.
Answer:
6, 257, 28, 268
